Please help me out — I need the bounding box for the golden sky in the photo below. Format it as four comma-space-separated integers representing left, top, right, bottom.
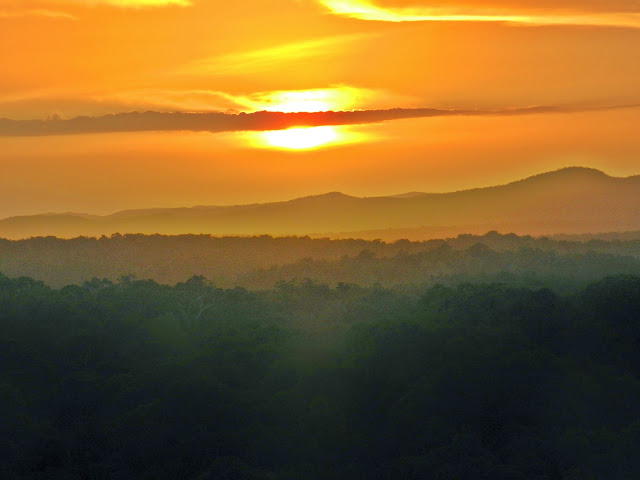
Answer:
1, 0, 640, 217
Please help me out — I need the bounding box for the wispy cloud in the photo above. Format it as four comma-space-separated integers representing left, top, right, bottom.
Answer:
0, 0, 189, 11
2, 104, 638, 137
181, 34, 376, 76
65, 0, 190, 6
318, 0, 640, 28
0, 9, 77, 20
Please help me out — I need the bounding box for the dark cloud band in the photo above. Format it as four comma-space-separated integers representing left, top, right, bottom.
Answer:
1, 104, 638, 137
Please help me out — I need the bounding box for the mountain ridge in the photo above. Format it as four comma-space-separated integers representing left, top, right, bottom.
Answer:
2, 166, 639, 240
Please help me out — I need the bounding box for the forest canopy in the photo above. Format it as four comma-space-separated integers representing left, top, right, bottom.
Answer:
2, 269, 640, 479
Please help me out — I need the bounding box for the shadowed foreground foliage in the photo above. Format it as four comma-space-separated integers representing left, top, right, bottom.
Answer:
2, 272, 640, 479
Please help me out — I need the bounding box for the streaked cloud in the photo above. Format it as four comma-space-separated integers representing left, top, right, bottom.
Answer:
65, 0, 190, 6
181, 34, 376, 76
318, 0, 640, 28
0, 0, 189, 10
368, 1, 640, 14
0, 9, 76, 19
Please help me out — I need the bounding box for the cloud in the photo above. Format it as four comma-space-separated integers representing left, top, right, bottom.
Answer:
0, 9, 77, 19
0, 0, 189, 10
364, 0, 640, 13
318, 0, 640, 28
62, 0, 190, 6
181, 34, 376, 76
1, 104, 638, 137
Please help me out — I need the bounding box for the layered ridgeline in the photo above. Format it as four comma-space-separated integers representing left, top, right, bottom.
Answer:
3, 167, 640, 240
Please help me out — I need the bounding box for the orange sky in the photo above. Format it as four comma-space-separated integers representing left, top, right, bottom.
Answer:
1, 0, 640, 217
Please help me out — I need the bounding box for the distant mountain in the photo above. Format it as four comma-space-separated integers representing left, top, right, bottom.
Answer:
2, 167, 640, 240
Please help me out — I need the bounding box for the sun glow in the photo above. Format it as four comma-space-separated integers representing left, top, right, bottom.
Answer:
250, 125, 368, 150
318, 0, 640, 28
261, 126, 339, 150
253, 87, 359, 113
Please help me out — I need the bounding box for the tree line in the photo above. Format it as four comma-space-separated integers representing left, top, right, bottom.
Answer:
4, 232, 640, 289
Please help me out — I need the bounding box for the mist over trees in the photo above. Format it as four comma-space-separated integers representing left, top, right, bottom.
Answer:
4, 231, 640, 290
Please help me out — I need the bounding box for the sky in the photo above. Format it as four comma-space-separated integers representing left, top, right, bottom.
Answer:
1, 0, 640, 217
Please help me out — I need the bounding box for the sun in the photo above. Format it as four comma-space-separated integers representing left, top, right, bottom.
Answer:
265, 92, 332, 113
261, 126, 339, 150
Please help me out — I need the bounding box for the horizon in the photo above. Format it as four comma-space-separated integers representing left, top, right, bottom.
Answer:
2, 0, 640, 219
